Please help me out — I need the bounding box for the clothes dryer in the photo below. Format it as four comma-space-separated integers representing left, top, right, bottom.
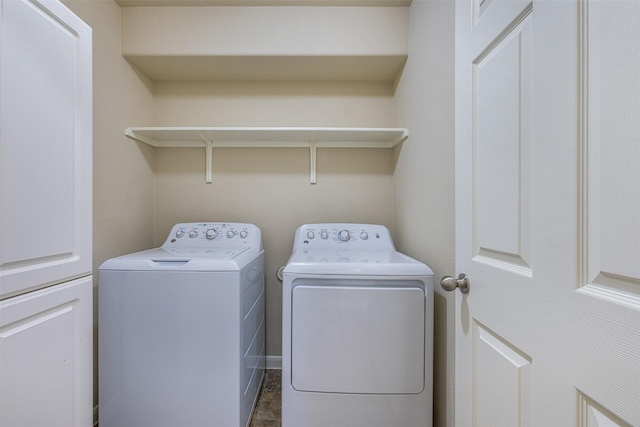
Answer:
99, 222, 265, 427
282, 223, 434, 427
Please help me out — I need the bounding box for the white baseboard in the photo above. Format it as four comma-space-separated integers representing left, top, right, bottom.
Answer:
266, 355, 282, 369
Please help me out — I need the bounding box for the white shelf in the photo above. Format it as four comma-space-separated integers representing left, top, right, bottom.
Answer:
125, 126, 409, 184
125, 127, 408, 148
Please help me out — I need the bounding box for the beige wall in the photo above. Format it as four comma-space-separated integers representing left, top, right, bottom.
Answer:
121, 6, 408, 55
155, 146, 394, 355
62, 0, 157, 417
120, 6, 409, 82
153, 81, 396, 357
393, 1, 456, 426
154, 82, 394, 126
62, 2, 456, 425
61, 0, 156, 269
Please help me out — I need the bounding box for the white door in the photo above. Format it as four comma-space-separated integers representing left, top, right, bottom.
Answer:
454, 0, 640, 426
0, 0, 92, 299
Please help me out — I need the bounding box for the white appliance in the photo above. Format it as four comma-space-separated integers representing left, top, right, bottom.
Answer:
99, 222, 265, 427
282, 223, 434, 427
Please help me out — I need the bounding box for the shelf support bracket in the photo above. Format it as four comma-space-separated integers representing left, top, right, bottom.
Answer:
309, 140, 317, 184
193, 130, 215, 184
205, 140, 213, 184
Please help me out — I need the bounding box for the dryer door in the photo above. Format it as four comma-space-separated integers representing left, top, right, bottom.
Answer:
291, 280, 425, 394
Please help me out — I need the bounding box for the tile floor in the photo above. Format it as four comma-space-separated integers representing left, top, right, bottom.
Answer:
249, 369, 282, 427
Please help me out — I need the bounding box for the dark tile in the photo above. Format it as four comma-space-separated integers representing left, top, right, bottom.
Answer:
255, 398, 281, 421
263, 370, 282, 393
250, 370, 282, 427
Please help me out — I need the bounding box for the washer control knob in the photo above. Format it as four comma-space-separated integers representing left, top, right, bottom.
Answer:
307, 231, 315, 239
227, 230, 235, 238
189, 230, 198, 238
175, 230, 185, 238
320, 231, 329, 240
360, 232, 369, 240
239, 230, 248, 239
205, 229, 217, 240
337, 230, 350, 242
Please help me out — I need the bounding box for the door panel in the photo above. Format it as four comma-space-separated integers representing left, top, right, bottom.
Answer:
291, 284, 425, 394
579, 393, 633, 427
474, 322, 531, 427
474, 9, 532, 275
0, 277, 92, 427
580, 0, 640, 302
455, 0, 640, 425
0, 0, 92, 299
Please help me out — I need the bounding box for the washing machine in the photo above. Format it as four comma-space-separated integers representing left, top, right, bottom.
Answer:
99, 222, 265, 427
281, 223, 434, 427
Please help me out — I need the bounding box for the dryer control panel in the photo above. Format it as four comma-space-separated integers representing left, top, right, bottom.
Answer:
162, 222, 262, 249
292, 223, 395, 251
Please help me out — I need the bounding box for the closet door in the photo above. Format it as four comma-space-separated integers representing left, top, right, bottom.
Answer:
0, 0, 92, 299
454, 0, 640, 425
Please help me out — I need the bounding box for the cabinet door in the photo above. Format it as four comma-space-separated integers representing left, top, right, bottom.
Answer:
0, 0, 92, 299
0, 276, 93, 427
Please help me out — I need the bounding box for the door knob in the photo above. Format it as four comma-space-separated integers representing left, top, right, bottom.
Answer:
440, 273, 470, 294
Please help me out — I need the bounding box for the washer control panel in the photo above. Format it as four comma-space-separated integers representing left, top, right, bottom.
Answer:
162, 222, 260, 249
293, 223, 395, 251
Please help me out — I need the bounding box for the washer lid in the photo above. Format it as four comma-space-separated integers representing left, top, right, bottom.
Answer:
98, 246, 260, 272
283, 249, 434, 276
154, 247, 250, 260
111, 247, 250, 260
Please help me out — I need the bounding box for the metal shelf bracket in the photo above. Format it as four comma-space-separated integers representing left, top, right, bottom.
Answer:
310, 140, 317, 184
205, 140, 213, 184
195, 130, 214, 184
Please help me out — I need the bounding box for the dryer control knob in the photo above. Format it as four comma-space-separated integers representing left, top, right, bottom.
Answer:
320, 231, 329, 240
205, 229, 217, 240
360, 232, 369, 240
239, 230, 248, 239
175, 230, 185, 238
307, 231, 315, 239
227, 230, 235, 238
338, 230, 350, 242
189, 230, 198, 238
